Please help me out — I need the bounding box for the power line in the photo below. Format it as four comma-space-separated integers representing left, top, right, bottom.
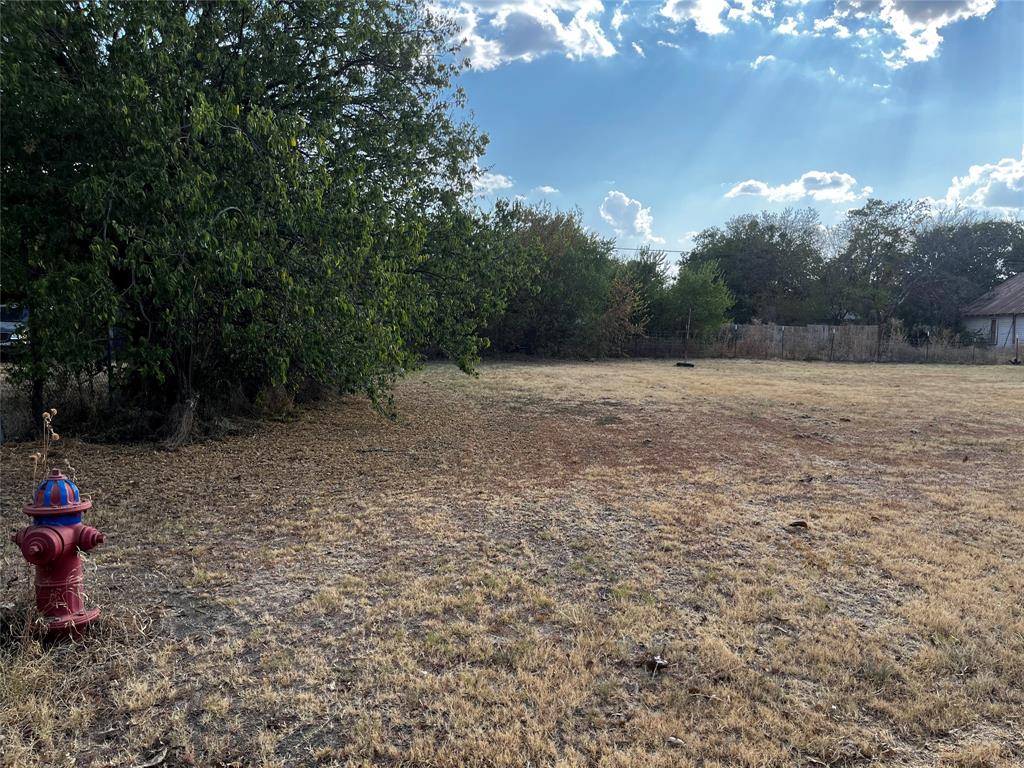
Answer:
612, 246, 690, 254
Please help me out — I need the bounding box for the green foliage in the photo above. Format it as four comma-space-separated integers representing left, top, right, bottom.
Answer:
487, 212, 732, 357
619, 248, 733, 340
2, 0, 526, 426
415, 199, 539, 369
899, 214, 1024, 330
487, 206, 621, 356
598, 273, 647, 356
828, 199, 932, 328
819, 200, 1024, 348
619, 247, 672, 334
666, 262, 734, 341
688, 209, 824, 324
684, 201, 1019, 341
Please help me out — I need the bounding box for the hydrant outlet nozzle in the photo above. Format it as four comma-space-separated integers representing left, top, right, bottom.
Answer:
16, 526, 66, 565
79, 526, 106, 551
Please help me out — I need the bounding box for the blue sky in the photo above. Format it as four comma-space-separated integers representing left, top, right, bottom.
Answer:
450, 0, 1024, 252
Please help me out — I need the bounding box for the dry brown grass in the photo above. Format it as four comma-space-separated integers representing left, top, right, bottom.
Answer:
2, 360, 1023, 767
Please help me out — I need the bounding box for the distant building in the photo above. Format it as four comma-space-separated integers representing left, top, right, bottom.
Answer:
962, 273, 1024, 348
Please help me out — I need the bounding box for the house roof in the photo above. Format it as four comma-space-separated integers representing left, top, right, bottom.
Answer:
963, 272, 1024, 317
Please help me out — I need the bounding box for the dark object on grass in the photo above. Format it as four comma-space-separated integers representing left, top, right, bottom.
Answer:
675, 362, 695, 368
787, 519, 809, 529
644, 644, 671, 678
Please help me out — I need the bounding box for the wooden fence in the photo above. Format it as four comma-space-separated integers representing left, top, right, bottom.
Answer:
629, 324, 1017, 365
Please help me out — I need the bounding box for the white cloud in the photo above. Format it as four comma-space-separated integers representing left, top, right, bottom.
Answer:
774, 14, 804, 35
611, 2, 628, 37
632, 41, 645, 57
813, 16, 851, 38
750, 54, 776, 69
826, 65, 846, 82
445, 0, 997, 72
656, 39, 682, 49
931, 148, 1024, 212
879, 0, 997, 68
447, 0, 999, 72
659, 0, 730, 35
449, 1, 617, 70
659, 0, 773, 35
831, 1, 884, 20
474, 170, 515, 196
725, 170, 870, 203
600, 190, 665, 243
727, 0, 775, 23
533, 184, 560, 195
812, 0, 996, 68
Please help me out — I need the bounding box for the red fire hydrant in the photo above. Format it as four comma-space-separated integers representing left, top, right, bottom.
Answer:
11, 468, 106, 636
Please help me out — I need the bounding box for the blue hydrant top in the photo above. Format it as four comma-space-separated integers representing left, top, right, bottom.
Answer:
23, 468, 93, 523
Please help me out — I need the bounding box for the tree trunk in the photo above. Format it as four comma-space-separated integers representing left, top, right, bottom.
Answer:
163, 396, 199, 450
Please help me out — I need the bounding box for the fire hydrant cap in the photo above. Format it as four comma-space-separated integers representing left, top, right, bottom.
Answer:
17, 525, 67, 565
23, 468, 93, 518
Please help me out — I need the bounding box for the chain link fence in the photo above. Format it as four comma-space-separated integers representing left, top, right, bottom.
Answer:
630, 324, 1017, 365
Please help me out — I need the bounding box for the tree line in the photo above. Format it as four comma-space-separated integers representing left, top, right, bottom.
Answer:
2, 2, 1020, 437
484, 200, 1022, 359
484, 207, 732, 357
686, 202, 1022, 340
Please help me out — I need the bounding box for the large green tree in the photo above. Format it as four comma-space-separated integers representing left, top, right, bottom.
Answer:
665, 261, 734, 341
687, 208, 824, 324
487, 206, 620, 356
827, 199, 931, 353
2, 0, 521, 430
899, 213, 1024, 332
620, 246, 672, 335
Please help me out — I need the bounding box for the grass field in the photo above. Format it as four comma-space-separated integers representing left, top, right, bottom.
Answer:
2, 360, 1023, 767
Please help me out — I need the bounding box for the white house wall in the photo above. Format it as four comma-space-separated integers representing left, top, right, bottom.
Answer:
964, 315, 1021, 347
996, 316, 1016, 347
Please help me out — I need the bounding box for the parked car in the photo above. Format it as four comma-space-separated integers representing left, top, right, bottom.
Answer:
0, 304, 28, 359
